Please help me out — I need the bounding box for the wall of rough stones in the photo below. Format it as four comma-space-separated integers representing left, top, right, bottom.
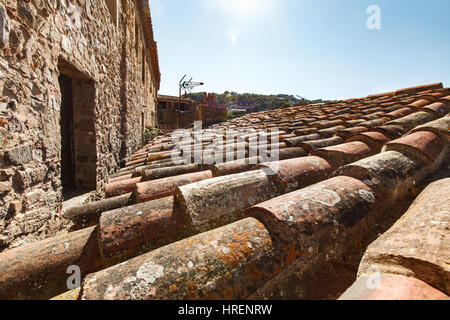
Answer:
157, 96, 197, 130
0, 0, 159, 250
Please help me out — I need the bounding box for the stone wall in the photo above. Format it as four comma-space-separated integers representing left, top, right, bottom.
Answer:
0, 0, 159, 250
197, 93, 227, 127
157, 96, 197, 131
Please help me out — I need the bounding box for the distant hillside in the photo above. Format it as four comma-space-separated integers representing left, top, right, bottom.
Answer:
187, 92, 325, 114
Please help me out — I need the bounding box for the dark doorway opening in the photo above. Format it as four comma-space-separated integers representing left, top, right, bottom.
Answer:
59, 74, 76, 193
58, 59, 97, 199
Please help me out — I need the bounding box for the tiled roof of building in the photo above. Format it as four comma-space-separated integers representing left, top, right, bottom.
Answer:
0, 83, 449, 300
158, 95, 196, 104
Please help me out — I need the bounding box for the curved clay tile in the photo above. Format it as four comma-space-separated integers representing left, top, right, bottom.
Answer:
209, 156, 261, 176
336, 126, 368, 139
312, 119, 345, 129
383, 131, 445, 164
107, 173, 134, 184
99, 197, 188, 266
409, 116, 450, 142
125, 157, 147, 168
278, 147, 308, 160
63, 192, 135, 221
358, 117, 390, 129
372, 124, 407, 139
175, 170, 278, 233
135, 170, 213, 203
140, 163, 203, 181
340, 274, 449, 300
258, 156, 333, 193
134, 159, 183, 176
423, 102, 450, 116
81, 218, 285, 300
301, 136, 344, 153
395, 82, 443, 95
408, 98, 435, 109
387, 107, 415, 119
344, 118, 365, 125
334, 151, 428, 201
105, 176, 143, 197
312, 141, 374, 168
385, 111, 438, 132
355, 178, 450, 296
245, 176, 381, 262
0, 226, 101, 300
284, 133, 321, 147
317, 125, 347, 138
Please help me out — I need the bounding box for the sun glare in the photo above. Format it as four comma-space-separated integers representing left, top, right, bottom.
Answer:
229, 0, 257, 16
216, 0, 274, 18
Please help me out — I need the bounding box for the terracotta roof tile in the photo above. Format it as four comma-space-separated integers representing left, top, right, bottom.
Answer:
353, 178, 450, 296
409, 116, 450, 142
423, 102, 450, 116
246, 176, 381, 249
0, 226, 101, 300
387, 107, 415, 119
135, 171, 213, 203
311, 141, 374, 168
340, 274, 449, 300
383, 131, 445, 164
2, 83, 450, 300
385, 111, 438, 131
301, 136, 345, 152
258, 156, 333, 193
372, 124, 408, 139
105, 177, 143, 197
334, 151, 426, 200
82, 218, 284, 300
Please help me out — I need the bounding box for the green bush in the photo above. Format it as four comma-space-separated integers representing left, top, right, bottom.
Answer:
143, 126, 161, 144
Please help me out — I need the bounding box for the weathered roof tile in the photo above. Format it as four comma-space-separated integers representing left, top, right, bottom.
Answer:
356, 178, 450, 295
339, 274, 449, 300
81, 218, 284, 300
383, 131, 445, 164
135, 170, 213, 203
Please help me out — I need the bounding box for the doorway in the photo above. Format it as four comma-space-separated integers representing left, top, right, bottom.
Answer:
58, 60, 97, 198
59, 74, 76, 193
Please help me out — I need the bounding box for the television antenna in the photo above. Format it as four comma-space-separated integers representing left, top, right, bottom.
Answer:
177, 75, 205, 129
179, 74, 204, 96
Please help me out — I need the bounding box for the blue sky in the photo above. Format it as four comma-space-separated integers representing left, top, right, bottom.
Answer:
150, 0, 450, 100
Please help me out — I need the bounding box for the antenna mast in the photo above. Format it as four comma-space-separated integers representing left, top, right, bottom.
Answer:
178, 75, 204, 128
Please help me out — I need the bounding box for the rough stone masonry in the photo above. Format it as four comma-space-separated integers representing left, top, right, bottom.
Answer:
0, 0, 160, 250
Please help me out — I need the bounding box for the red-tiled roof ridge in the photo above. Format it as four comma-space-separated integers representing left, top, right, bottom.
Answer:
395, 82, 443, 95
358, 83, 444, 101
158, 94, 195, 102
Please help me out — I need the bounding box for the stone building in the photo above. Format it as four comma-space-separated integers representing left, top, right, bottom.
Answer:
156, 93, 227, 132
157, 95, 197, 131
197, 92, 227, 127
0, 0, 160, 250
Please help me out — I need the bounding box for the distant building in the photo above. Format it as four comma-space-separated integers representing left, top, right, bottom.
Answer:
157, 92, 227, 131
157, 95, 197, 131
197, 92, 228, 127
